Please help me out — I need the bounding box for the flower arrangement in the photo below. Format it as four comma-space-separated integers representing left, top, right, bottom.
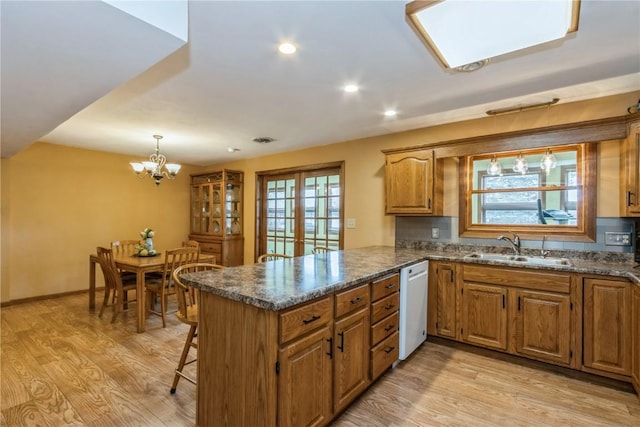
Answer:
139, 227, 155, 239
135, 227, 157, 256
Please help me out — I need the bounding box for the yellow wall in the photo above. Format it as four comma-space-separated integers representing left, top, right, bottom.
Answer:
1, 142, 205, 303
1, 91, 638, 303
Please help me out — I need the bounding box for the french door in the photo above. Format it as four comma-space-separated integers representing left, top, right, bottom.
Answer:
257, 163, 344, 259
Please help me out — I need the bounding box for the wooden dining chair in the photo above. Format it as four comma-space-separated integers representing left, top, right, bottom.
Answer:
257, 253, 292, 262
170, 262, 224, 394
96, 246, 137, 323
110, 240, 139, 282
146, 247, 200, 328
312, 246, 332, 254
182, 240, 200, 249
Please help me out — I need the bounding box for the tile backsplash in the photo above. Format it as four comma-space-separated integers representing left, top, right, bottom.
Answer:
395, 217, 636, 254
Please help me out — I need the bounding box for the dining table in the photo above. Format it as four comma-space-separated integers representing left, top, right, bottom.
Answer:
89, 250, 215, 333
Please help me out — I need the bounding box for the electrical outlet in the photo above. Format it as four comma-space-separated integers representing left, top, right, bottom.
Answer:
347, 218, 356, 229
604, 231, 632, 246
431, 227, 440, 239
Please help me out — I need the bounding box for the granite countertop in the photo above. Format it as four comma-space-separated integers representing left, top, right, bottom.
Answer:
181, 245, 640, 311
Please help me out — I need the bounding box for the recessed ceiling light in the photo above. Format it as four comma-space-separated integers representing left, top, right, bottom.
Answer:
344, 84, 359, 93
384, 110, 397, 117
227, 147, 240, 153
278, 43, 297, 55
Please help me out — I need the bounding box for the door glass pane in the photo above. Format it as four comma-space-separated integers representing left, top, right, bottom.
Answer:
264, 178, 296, 256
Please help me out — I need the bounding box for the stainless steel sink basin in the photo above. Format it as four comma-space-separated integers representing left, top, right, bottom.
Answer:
510, 256, 572, 266
464, 253, 571, 266
464, 253, 516, 261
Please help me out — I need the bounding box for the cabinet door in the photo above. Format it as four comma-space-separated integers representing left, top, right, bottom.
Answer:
461, 282, 507, 350
514, 289, 571, 365
435, 263, 457, 339
632, 285, 640, 393
334, 308, 370, 413
385, 150, 435, 214
278, 326, 333, 427
621, 120, 640, 216
583, 278, 632, 376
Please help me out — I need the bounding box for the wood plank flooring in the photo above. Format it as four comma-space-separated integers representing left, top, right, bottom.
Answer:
2, 292, 639, 426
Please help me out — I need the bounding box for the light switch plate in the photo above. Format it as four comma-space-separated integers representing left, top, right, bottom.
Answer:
604, 231, 632, 246
347, 218, 356, 229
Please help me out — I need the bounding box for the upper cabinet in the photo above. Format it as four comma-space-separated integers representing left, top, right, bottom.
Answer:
621, 119, 640, 216
383, 148, 442, 215
189, 170, 244, 266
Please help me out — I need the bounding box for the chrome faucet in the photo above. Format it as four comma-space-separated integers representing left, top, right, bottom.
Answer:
497, 232, 521, 255
540, 235, 551, 258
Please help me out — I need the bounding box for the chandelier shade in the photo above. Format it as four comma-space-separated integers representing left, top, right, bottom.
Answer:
130, 134, 181, 185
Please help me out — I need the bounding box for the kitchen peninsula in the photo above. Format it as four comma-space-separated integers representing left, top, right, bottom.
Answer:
182, 246, 640, 426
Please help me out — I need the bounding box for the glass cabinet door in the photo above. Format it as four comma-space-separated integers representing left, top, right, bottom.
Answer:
225, 181, 242, 235
212, 183, 222, 235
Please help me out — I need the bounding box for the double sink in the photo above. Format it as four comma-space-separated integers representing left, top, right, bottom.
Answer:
464, 252, 572, 266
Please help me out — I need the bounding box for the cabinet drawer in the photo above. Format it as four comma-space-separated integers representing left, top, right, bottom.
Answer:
370, 331, 399, 379
280, 296, 333, 343
335, 284, 370, 318
371, 274, 399, 301
371, 311, 399, 346
200, 242, 222, 254
463, 265, 570, 293
371, 292, 399, 324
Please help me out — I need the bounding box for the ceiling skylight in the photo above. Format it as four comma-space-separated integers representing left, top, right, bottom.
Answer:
406, 0, 580, 70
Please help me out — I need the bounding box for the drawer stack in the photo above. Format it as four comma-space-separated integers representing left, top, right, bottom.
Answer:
370, 273, 400, 379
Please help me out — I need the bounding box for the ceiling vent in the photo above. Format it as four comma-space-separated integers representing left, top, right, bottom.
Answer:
253, 137, 275, 144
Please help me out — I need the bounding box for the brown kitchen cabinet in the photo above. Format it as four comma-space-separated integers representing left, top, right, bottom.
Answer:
382, 148, 442, 215
333, 284, 370, 413
620, 118, 640, 216
428, 262, 458, 339
460, 282, 508, 351
370, 274, 400, 380
513, 289, 571, 365
189, 170, 244, 266
583, 278, 632, 377
461, 264, 574, 366
632, 284, 640, 396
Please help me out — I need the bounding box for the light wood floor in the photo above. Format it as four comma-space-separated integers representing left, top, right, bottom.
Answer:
2, 292, 639, 426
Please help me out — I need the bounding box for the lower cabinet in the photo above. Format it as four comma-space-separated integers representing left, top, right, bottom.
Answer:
460, 282, 507, 350
333, 288, 370, 413
513, 289, 571, 365
583, 278, 632, 377
632, 285, 640, 395
278, 325, 333, 427
429, 262, 575, 369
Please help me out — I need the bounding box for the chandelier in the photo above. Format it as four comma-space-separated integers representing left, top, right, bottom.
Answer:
130, 135, 181, 186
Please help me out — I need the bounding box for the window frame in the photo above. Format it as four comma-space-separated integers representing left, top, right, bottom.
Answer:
459, 143, 596, 242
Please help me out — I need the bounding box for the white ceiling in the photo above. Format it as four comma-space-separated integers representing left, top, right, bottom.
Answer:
2, 1, 639, 166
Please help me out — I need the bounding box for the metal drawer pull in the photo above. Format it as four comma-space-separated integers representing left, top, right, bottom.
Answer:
350, 297, 362, 304
302, 315, 320, 325
384, 304, 395, 310
326, 337, 333, 359
384, 324, 395, 332
384, 346, 395, 354
385, 283, 396, 289
338, 332, 345, 352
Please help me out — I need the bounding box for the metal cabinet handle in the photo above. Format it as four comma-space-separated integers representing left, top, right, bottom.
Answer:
350, 297, 362, 305
384, 346, 395, 354
384, 324, 395, 332
338, 331, 345, 352
628, 191, 634, 207
384, 304, 395, 310
385, 283, 396, 289
326, 337, 333, 359
302, 315, 320, 325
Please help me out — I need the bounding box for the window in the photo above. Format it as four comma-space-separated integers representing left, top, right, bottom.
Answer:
460, 144, 596, 241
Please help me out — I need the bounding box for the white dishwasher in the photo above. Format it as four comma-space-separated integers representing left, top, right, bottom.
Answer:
399, 260, 428, 360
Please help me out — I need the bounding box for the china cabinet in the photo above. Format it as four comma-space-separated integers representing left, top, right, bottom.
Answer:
189, 170, 244, 266
620, 117, 640, 216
